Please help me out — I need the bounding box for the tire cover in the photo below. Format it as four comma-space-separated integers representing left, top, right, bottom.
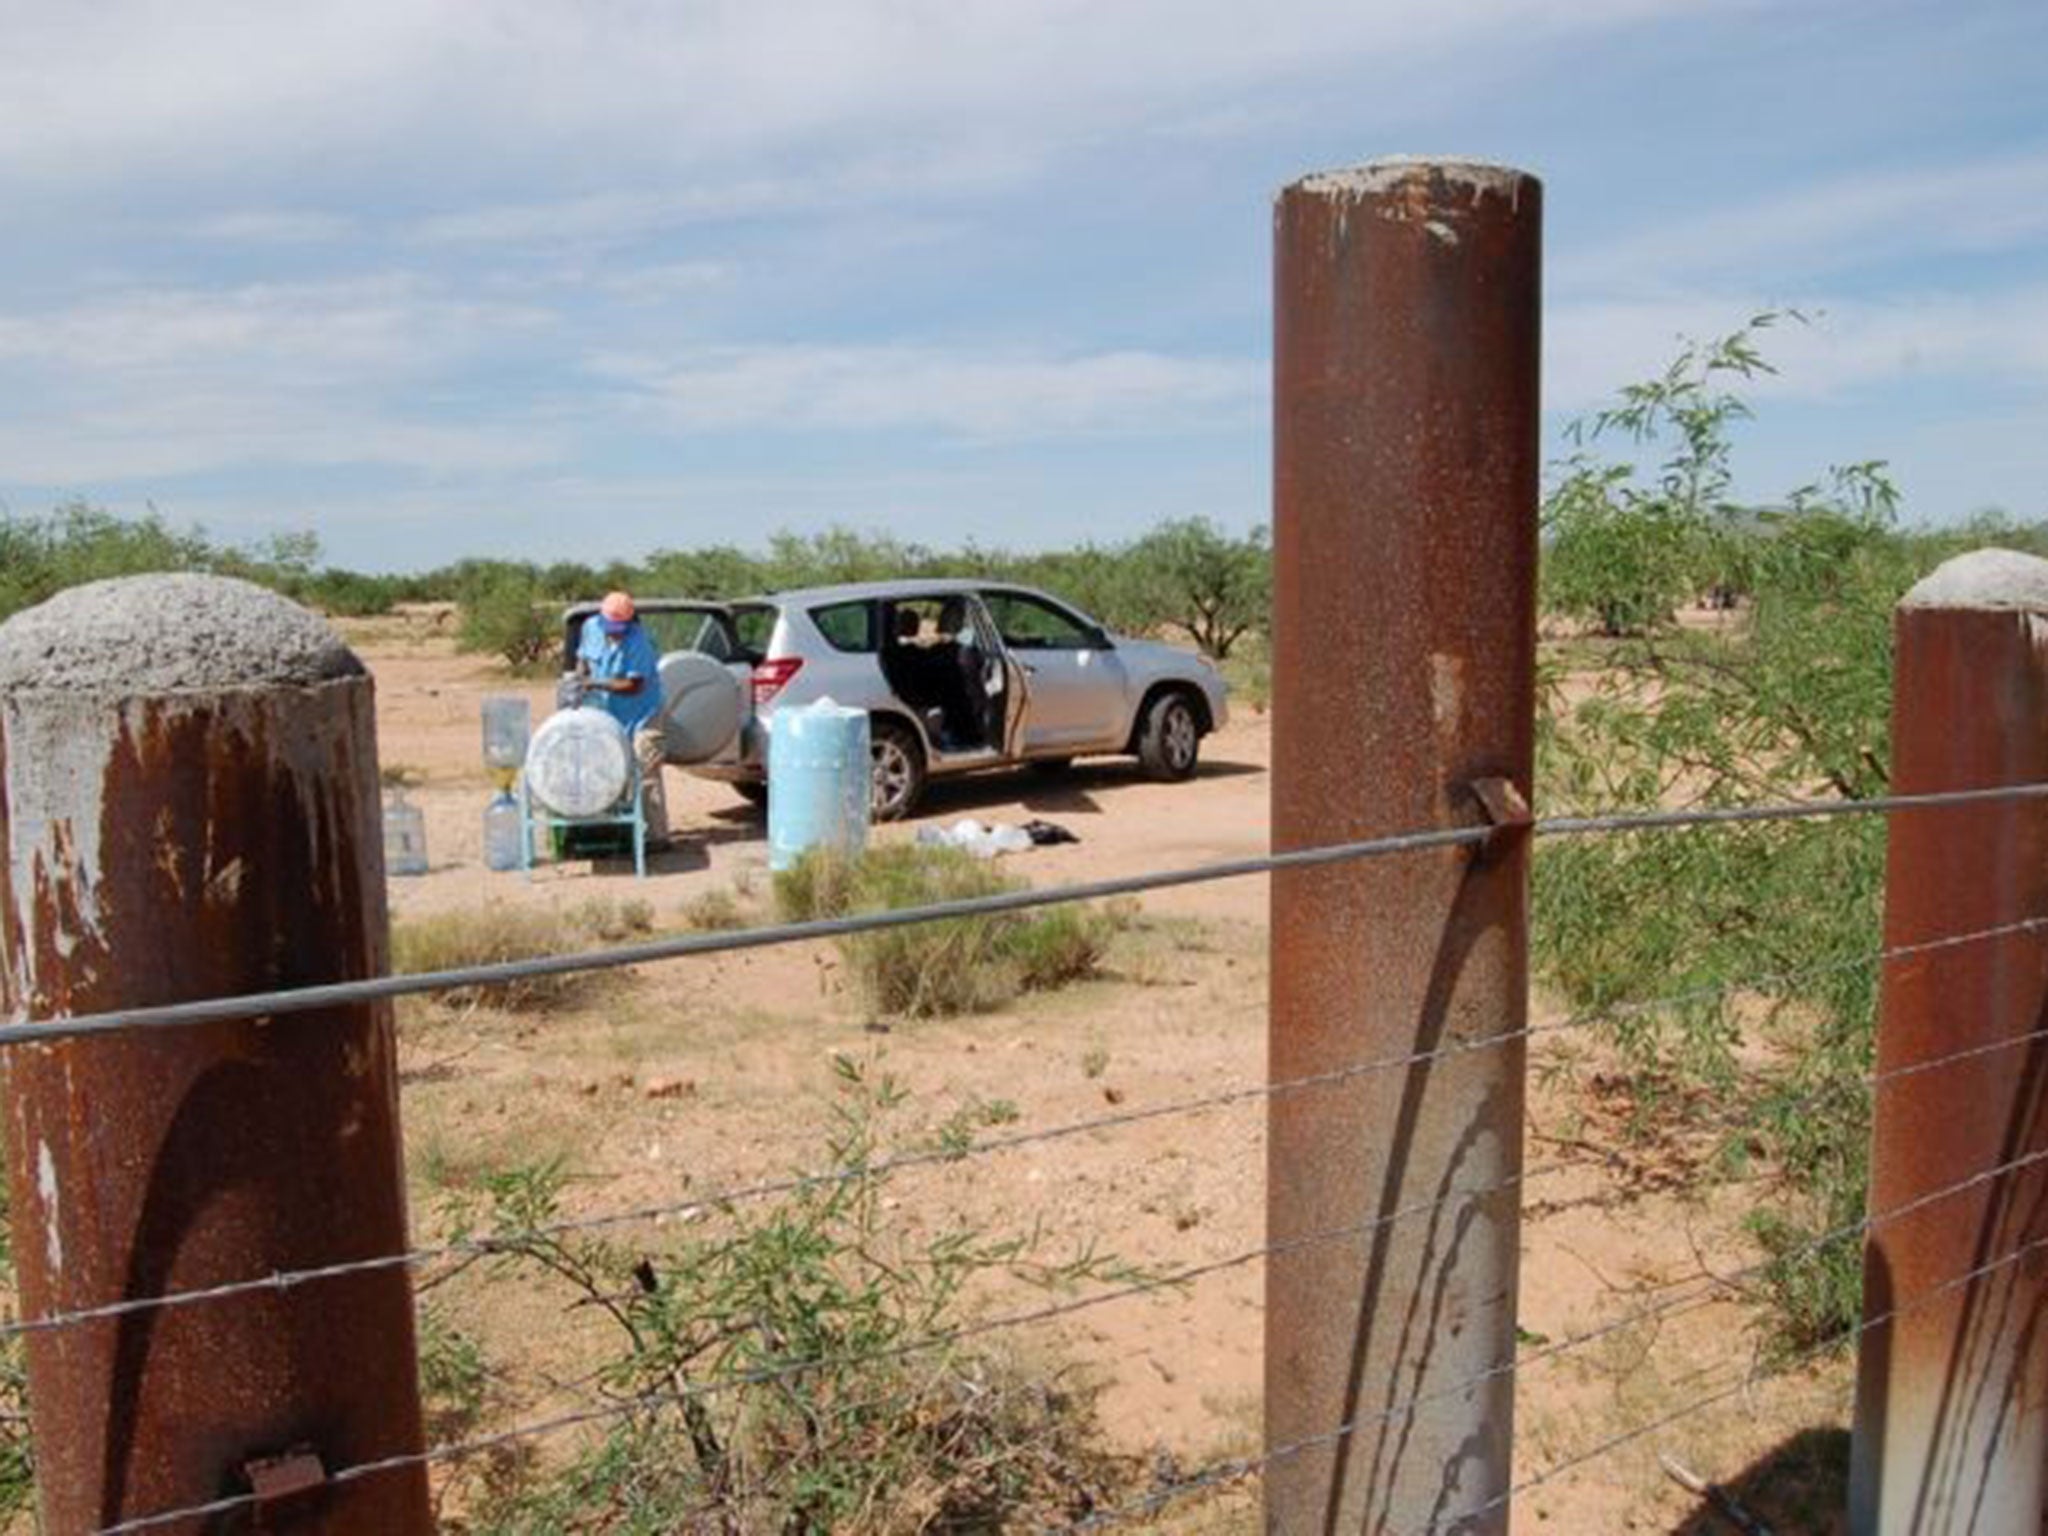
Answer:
525, 707, 632, 819
658, 652, 743, 764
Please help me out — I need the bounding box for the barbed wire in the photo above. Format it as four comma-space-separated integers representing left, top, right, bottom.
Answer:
89, 1164, 1559, 1535
89, 1127, 2048, 1535
12, 910, 2043, 1344
15, 779, 2048, 1048
1065, 1197, 2048, 1534
1401, 1228, 2048, 1536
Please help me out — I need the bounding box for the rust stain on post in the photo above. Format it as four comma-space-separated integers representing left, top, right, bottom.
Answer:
1269, 158, 1541, 1533
1850, 549, 2048, 1534
0, 574, 431, 1533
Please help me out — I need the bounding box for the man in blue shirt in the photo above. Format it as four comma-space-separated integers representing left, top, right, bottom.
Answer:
574, 590, 669, 848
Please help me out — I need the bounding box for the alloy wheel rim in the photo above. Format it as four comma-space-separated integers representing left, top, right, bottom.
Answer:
873, 741, 911, 810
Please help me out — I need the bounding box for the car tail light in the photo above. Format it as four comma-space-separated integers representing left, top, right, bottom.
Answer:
751, 656, 803, 707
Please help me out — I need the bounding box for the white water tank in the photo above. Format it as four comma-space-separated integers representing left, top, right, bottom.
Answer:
525, 706, 633, 819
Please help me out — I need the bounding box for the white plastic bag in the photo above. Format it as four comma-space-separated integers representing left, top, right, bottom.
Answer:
914, 818, 1033, 858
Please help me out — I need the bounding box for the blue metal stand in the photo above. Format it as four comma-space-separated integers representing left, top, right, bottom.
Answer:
518, 759, 648, 879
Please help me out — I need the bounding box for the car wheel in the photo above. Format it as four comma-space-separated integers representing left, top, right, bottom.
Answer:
870, 719, 927, 821
1137, 692, 1201, 782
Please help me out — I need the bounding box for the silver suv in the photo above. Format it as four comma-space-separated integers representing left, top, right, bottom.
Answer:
560, 580, 1229, 819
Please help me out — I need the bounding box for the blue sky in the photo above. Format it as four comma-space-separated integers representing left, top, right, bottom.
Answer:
1, 0, 2043, 572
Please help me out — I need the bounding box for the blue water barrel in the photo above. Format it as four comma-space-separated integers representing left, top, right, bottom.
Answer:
768, 701, 871, 873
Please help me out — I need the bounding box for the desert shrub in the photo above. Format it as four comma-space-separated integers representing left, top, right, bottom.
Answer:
1533, 316, 1969, 1352
771, 845, 866, 923
459, 572, 554, 671
417, 1303, 492, 1444
392, 899, 650, 1012
1219, 631, 1271, 713
680, 887, 746, 931
1007, 904, 1112, 992
774, 845, 1114, 1017
449, 1059, 1137, 1533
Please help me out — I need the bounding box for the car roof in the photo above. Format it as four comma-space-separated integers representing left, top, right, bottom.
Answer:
740, 577, 1063, 608
561, 578, 1077, 620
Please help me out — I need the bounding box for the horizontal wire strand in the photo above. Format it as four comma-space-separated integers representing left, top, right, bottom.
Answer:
90, 1165, 1558, 1535
1402, 1229, 2048, 1536
91, 1135, 2048, 1535
15, 778, 2048, 1047
1067, 1218, 2048, 1534
13, 911, 2042, 1343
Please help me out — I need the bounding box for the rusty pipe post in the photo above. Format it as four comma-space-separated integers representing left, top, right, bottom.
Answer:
0, 575, 431, 1533
1269, 159, 1541, 1534
1849, 549, 2048, 1534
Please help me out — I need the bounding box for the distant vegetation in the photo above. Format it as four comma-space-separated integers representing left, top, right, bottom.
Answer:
0, 504, 1273, 667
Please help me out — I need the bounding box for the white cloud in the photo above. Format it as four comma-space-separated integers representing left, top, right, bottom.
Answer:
0, 276, 564, 481
1548, 284, 2048, 416
185, 210, 358, 244
0, 275, 552, 378
1556, 147, 2048, 291
594, 342, 1261, 439
0, 0, 1703, 206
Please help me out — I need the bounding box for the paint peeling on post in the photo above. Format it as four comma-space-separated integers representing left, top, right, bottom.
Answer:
0, 574, 431, 1533
1849, 548, 2048, 1534
1269, 158, 1540, 1533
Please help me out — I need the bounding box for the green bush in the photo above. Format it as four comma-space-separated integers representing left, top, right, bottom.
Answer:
774, 845, 1113, 1017
449, 1059, 1137, 1532
458, 572, 555, 671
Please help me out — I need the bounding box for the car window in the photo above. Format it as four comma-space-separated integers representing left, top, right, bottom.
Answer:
560, 606, 732, 669
884, 596, 986, 651
731, 604, 778, 659
810, 600, 877, 653
640, 609, 733, 660
981, 591, 1098, 650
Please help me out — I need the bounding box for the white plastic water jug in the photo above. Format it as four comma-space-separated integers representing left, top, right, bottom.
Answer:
384, 793, 428, 877
483, 791, 522, 871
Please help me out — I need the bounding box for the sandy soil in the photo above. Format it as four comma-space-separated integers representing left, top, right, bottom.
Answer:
356, 609, 1851, 1534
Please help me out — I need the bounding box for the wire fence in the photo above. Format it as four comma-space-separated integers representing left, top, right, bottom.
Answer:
10, 779, 2048, 1533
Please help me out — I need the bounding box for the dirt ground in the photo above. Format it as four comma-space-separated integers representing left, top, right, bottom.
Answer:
359, 609, 1853, 1534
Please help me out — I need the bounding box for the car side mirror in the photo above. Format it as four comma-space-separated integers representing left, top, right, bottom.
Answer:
1088, 627, 1113, 651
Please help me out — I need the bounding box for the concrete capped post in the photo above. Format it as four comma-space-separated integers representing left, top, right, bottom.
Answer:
1849, 548, 2048, 1533
0, 574, 431, 1532
1269, 158, 1541, 1533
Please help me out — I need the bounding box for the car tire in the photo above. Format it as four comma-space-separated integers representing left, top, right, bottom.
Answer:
870, 719, 927, 821
1136, 692, 1201, 782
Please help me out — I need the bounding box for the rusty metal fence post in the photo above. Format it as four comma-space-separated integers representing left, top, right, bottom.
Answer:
0, 575, 431, 1533
1269, 158, 1541, 1533
1849, 549, 2048, 1533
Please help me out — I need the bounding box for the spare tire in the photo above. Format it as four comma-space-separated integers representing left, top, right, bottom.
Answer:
526, 706, 632, 819
658, 651, 744, 764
